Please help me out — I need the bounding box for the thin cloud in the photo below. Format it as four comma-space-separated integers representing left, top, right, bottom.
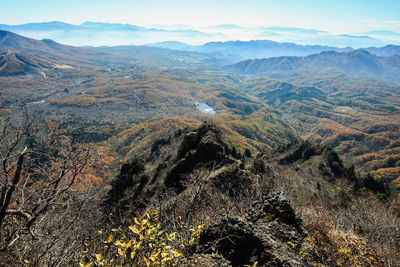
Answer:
359, 19, 377, 23
385, 21, 400, 25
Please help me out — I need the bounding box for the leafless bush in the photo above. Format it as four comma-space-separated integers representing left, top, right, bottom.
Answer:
0, 120, 103, 265
298, 194, 400, 266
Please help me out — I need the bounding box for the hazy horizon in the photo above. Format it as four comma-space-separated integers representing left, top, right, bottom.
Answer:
1, 20, 400, 48
1, 0, 400, 33
1, 0, 400, 47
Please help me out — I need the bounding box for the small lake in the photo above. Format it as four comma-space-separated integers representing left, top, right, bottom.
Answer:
197, 103, 216, 115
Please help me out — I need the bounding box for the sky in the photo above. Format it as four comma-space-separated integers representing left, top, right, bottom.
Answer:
1, 0, 400, 33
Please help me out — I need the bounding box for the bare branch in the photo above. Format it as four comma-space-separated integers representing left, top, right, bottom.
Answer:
0, 148, 26, 228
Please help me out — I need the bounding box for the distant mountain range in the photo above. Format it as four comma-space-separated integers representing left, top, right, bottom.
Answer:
0, 30, 131, 75
0, 21, 225, 46
1, 21, 400, 47
149, 40, 400, 60
148, 40, 351, 60
224, 49, 400, 84
204, 25, 400, 48
199, 25, 400, 48
364, 45, 400, 57
0, 30, 106, 61
0, 30, 233, 75
2, 29, 400, 78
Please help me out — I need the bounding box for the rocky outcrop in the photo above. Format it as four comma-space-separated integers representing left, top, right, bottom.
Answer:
164, 123, 238, 191
193, 192, 314, 266
277, 141, 357, 181
247, 192, 304, 234
107, 122, 248, 213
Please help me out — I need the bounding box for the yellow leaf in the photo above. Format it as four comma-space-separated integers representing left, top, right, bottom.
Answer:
134, 218, 140, 225
118, 248, 125, 256
172, 250, 182, 257
143, 257, 150, 267
130, 251, 137, 260
161, 257, 172, 263
161, 252, 169, 258
287, 241, 297, 248
168, 232, 176, 240
105, 234, 113, 243
129, 225, 140, 234
151, 251, 160, 259
96, 253, 102, 261
134, 241, 143, 250
23, 259, 30, 264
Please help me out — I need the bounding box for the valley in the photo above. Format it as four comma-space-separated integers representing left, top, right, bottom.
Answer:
1, 30, 399, 190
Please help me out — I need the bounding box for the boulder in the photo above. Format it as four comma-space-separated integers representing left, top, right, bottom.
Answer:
194, 192, 311, 266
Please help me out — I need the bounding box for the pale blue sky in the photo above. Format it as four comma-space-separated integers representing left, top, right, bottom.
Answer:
1, 0, 399, 33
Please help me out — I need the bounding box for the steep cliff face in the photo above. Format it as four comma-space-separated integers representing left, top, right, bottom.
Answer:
105, 122, 253, 212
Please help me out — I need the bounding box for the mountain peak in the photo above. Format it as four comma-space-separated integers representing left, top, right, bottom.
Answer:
80, 21, 145, 31
350, 48, 375, 58
224, 48, 400, 83
352, 48, 371, 53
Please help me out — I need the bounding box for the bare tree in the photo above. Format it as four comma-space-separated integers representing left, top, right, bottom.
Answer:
0, 120, 96, 265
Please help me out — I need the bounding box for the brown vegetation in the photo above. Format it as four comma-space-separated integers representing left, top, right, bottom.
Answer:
50, 95, 116, 107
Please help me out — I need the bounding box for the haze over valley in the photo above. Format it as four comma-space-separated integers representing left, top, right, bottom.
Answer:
1, 21, 400, 47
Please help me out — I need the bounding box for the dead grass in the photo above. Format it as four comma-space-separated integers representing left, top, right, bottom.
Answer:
298, 195, 400, 266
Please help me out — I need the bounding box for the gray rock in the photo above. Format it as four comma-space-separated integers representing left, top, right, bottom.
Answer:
194, 192, 312, 266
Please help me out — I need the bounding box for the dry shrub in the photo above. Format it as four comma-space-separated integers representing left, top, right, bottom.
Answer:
299, 195, 400, 266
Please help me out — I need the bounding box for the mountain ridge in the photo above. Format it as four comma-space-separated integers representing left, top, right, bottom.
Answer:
147, 39, 400, 59
0, 29, 134, 70
224, 49, 400, 84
